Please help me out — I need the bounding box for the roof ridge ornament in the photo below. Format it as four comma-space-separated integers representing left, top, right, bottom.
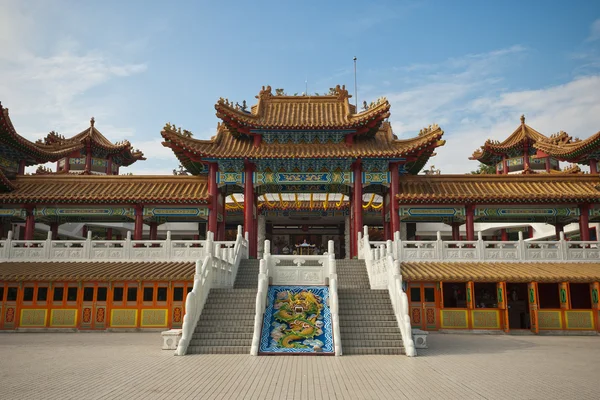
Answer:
520, 114, 525, 125
256, 85, 273, 99
90, 117, 95, 127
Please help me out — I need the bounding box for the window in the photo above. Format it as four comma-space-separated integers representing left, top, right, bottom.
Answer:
474, 282, 498, 308
53, 287, 64, 302
37, 287, 48, 302
97, 287, 107, 302
157, 287, 167, 302
83, 287, 94, 302
410, 287, 421, 302
538, 283, 560, 309
127, 287, 137, 302
113, 287, 124, 302
7, 287, 18, 301
442, 282, 467, 308
143, 287, 154, 302
173, 287, 184, 302
23, 287, 34, 302
0, 287, 4, 301
424, 287, 435, 302
67, 287, 78, 302
570, 283, 592, 309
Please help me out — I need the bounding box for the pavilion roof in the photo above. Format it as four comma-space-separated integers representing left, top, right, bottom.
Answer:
396, 174, 600, 204
215, 85, 390, 136
0, 103, 78, 165
0, 175, 209, 205
162, 122, 445, 175
470, 115, 571, 165
534, 131, 600, 164
402, 261, 600, 283
0, 261, 194, 282
39, 117, 146, 166
0, 169, 15, 192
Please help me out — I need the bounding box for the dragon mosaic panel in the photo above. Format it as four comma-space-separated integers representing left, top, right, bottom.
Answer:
259, 286, 333, 354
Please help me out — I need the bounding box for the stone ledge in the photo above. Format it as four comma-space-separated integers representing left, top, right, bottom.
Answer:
412, 328, 429, 349
162, 329, 182, 350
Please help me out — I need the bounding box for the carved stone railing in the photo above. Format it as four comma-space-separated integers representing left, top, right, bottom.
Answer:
394, 231, 599, 263
0, 230, 228, 262
176, 228, 248, 356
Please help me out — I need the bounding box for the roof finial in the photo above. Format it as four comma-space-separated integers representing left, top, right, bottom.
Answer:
520, 114, 525, 125
90, 117, 95, 127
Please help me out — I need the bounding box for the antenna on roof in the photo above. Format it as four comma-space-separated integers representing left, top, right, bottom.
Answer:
305, 78, 308, 96
353, 56, 358, 110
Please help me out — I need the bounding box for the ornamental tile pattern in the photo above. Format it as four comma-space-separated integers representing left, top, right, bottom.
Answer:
538, 311, 562, 329
565, 310, 594, 329
402, 262, 600, 283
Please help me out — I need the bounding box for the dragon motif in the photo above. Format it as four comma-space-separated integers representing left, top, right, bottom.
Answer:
270, 290, 325, 350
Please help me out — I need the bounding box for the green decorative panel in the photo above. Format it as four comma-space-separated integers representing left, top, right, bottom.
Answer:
363, 171, 390, 185
35, 207, 134, 218
20, 309, 47, 327
110, 309, 138, 328
254, 171, 352, 186
143, 207, 208, 218
50, 309, 77, 327
538, 311, 562, 329
475, 208, 579, 218
0, 209, 24, 218
440, 310, 468, 328
400, 207, 465, 218
217, 172, 243, 186
565, 311, 594, 330
141, 309, 168, 327
472, 310, 500, 329
69, 157, 86, 165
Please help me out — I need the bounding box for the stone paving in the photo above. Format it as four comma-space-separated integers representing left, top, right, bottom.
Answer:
0, 332, 598, 399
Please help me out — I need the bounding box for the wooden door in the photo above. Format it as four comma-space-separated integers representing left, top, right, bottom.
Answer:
80, 283, 108, 330
409, 283, 438, 330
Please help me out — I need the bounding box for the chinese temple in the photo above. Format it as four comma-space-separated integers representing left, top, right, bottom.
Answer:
0, 86, 599, 354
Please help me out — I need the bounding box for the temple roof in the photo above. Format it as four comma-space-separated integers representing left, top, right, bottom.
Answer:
470, 115, 572, 165
534, 131, 600, 164
162, 122, 445, 175
0, 103, 77, 165
0, 169, 15, 192
396, 174, 600, 204
0, 175, 209, 205
402, 261, 600, 283
215, 85, 390, 136
39, 117, 146, 166
0, 261, 194, 282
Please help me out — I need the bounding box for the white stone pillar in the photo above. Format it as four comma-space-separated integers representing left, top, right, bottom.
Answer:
344, 216, 350, 259
257, 214, 266, 259
400, 221, 408, 241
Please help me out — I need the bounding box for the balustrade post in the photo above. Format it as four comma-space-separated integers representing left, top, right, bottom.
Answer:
386, 240, 393, 256
45, 231, 52, 260
436, 231, 443, 260
125, 231, 132, 260
165, 231, 172, 259
85, 230, 92, 259
559, 231, 567, 260
264, 239, 271, 258
328, 240, 334, 256
518, 231, 525, 260
5, 231, 13, 260
393, 231, 400, 260
477, 231, 484, 261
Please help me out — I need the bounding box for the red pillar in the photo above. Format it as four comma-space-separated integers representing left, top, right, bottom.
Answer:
134, 205, 144, 240
465, 205, 475, 241
107, 155, 113, 175
18, 160, 26, 175
451, 223, 460, 241
149, 222, 158, 240
523, 142, 530, 171
64, 158, 70, 173
82, 225, 88, 238
208, 163, 218, 235
501, 229, 509, 241
24, 206, 35, 240
244, 161, 256, 257
545, 157, 551, 173
389, 162, 400, 234
579, 204, 590, 241
106, 228, 113, 240
352, 160, 363, 258
590, 160, 598, 175
554, 224, 564, 240
502, 156, 508, 175
50, 222, 59, 240
84, 141, 92, 174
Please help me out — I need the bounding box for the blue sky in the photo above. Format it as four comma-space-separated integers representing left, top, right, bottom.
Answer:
1, 0, 599, 174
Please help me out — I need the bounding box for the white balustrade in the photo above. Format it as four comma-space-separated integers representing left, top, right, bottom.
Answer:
176, 228, 248, 356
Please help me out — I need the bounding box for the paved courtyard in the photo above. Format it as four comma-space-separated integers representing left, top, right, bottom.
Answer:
0, 332, 597, 399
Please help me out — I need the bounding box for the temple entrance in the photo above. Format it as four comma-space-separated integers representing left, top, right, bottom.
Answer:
80, 283, 108, 330
408, 282, 439, 330
506, 283, 530, 330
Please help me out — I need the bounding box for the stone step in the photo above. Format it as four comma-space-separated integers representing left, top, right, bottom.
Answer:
210, 288, 257, 294
192, 332, 254, 340
342, 347, 404, 355
342, 339, 403, 347
338, 314, 397, 321
203, 301, 256, 308
195, 326, 252, 334
339, 320, 399, 328
340, 327, 401, 334
335, 309, 395, 316
340, 332, 402, 340
189, 338, 252, 347
187, 345, 250, 354
201, 307, 255, 314
199, 314, 254, 321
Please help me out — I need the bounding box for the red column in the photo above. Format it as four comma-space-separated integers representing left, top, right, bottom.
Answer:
501, 228, 509, 241
502, 156, 508, 175
389, 162, 400, 234
590, 160, 598, 175
106, 228, 113, 240
50, 222, 59, 240
208, 163, 218, 235
451, 223, 460, 241
579, 204, 590, 241
18, 160, 26, 175
352, 160, 363, 258
82, 225, 88, 238
107, 156, 113, 175
149, 222, 158, 240
84, 142, 92, 174
64, 158, 70, 173
554, 224, 564, 240
244, 161, 256, 257
523, 143, 530, 171
545, 157, 551, 173
134, 205, 144, 240
24, 206, 35, 240
465, 205, 475, 241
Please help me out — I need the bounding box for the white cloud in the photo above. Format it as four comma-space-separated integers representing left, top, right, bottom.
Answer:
587, 19, 600, 42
